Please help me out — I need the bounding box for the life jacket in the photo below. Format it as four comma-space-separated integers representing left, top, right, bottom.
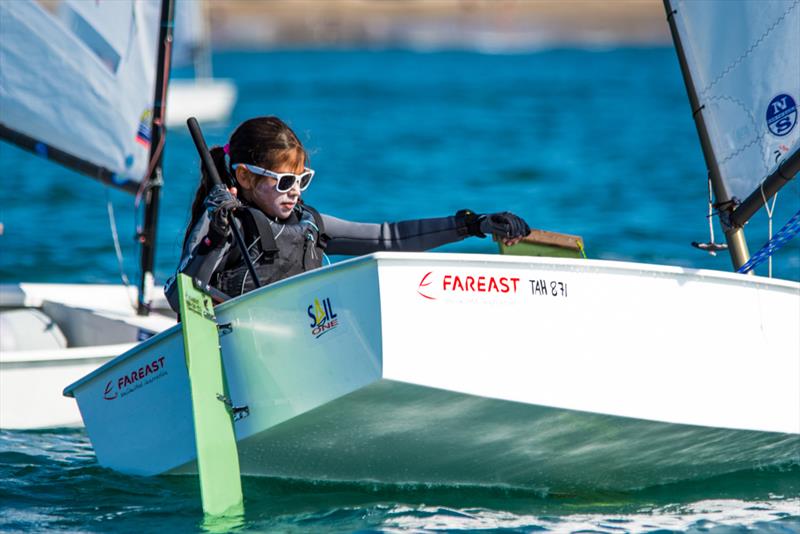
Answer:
214, 202, 327, 297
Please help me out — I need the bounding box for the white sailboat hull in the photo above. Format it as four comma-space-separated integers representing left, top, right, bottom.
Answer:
64, 253, 800, 490
0, 284, 175, 429
165, 78, 237, 127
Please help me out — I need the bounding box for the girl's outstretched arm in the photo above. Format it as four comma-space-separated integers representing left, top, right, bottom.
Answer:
321, 209, 529, 256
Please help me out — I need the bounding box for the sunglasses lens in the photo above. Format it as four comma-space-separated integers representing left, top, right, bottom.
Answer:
277, 175, 296, 192
299, 172, 313, 190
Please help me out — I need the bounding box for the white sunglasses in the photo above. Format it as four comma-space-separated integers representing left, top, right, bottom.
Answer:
233, 163, 315, 192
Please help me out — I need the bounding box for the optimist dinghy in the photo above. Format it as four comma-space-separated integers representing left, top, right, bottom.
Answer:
66, 0, 799, 492
63, 252, 799, 490
0, 0, 177, 429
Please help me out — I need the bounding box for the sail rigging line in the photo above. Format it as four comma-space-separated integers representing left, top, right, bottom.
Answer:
105, 189, 138, 311
706, 178, 717, 251
576, 240, 587, 259
134, 120, 167, 210
759, 182, 780, 277
737, 208, 800, 274
133, 116, 166, 249
692, 176, 729, 256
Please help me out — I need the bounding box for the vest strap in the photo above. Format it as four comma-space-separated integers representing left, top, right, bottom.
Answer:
301, 203, 329, 249
241, 207, 279, 256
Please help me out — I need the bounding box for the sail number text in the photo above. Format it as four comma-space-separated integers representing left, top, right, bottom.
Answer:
529, 279, 568, 297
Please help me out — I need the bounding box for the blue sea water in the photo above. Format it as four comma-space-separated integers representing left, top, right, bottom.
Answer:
1, 48, 799, 532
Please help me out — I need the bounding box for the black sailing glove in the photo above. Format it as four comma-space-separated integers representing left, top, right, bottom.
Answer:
456, 209, 530, 239
479, 212, 530, 240
204, 184, 241, 245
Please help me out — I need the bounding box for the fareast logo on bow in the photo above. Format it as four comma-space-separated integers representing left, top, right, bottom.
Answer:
417, 271, 520, 299
103, 356, 167, 401
307, 297, 338, 338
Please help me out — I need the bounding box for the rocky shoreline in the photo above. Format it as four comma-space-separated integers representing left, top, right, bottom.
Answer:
206, 0, 670, 50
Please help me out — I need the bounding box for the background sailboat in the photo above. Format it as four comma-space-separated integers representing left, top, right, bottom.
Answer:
0, 0, 177, 429
166, 0, 237, 127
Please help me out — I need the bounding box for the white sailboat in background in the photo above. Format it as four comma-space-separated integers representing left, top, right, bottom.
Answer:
166, 0, 237, 127
63, 0, 799, 492
0, 0, 177, 429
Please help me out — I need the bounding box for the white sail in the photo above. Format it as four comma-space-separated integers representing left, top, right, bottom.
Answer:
0, 0, 161, 185
167, 0, 236, 126
671, 0, 800, 202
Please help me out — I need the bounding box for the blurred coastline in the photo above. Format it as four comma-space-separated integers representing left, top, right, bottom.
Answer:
206, 0, 670, 50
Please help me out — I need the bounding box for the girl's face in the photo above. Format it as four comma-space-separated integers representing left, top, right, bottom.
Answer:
236, 158, 305, 220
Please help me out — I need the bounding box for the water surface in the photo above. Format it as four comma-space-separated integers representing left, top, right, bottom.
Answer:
1, 48, 798, 533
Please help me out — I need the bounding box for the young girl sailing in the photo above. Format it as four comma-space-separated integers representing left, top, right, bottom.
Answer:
165, 116, 530, 309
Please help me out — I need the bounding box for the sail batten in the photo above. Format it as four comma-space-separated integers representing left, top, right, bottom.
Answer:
0, 0, 161, 187
670, 0, 800, 221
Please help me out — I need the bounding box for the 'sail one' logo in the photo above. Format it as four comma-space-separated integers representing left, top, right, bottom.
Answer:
307, 297, 338, 338
417, 271, 520, 300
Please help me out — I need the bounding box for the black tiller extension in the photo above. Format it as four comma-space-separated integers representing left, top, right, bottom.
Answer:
186, 117, 261, 289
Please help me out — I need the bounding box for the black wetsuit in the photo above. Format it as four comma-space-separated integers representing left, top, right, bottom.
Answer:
164, 202, 471, 312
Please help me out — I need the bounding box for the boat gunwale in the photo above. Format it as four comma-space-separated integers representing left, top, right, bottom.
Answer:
373, 252, 800, 291
61, 253, 381, 397
62, 251, 800, 397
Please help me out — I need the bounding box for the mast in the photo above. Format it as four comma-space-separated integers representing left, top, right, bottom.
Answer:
138, 0, 176, 316
663, 0, 750, 271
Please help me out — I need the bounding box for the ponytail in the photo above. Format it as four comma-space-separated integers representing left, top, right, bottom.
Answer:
182, 146, 231, 247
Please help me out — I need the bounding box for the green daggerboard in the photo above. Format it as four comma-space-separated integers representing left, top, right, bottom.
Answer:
177, 274, 243, 517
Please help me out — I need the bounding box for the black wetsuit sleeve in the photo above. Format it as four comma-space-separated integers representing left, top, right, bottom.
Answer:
164, 212, 234, 312
320, 213, 469, 256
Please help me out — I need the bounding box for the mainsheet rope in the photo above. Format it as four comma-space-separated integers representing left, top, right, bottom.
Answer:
737, 208, 800, 274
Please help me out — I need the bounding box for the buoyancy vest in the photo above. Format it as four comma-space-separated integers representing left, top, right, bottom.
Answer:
215, 202, 327, 297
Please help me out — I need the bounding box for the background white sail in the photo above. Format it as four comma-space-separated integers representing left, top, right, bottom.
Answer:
0, 0, 161, 185
671, 0, 799, 202
173, 0, 208, 75
166, 0, 236, 127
